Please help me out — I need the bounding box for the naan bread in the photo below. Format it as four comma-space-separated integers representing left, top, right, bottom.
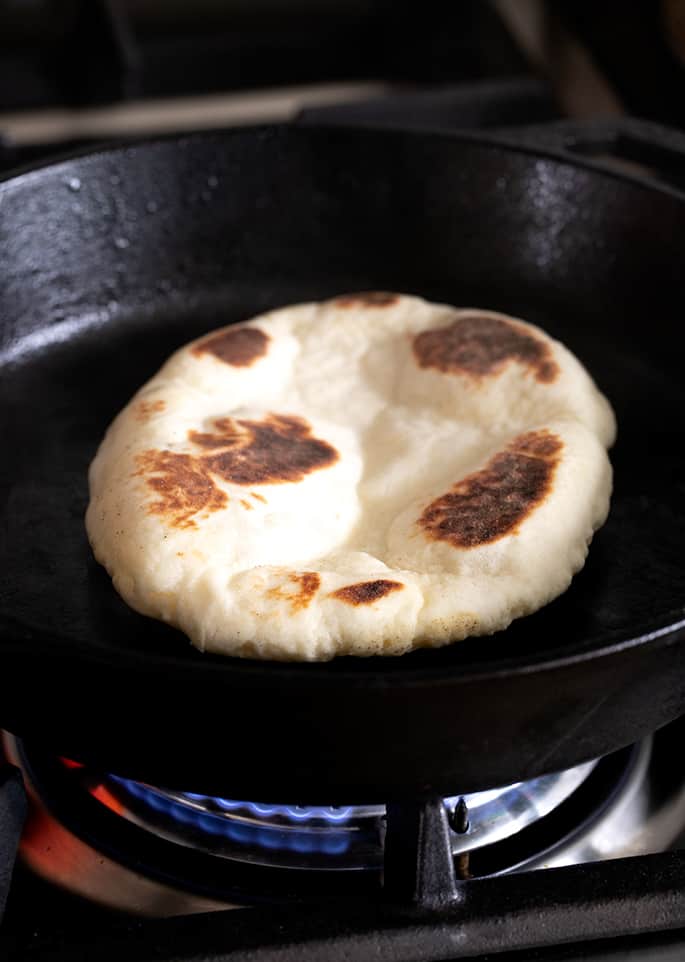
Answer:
86, 294, 615, 661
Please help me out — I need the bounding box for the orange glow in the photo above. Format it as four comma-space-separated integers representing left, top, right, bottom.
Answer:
89, 783, 125, 816
20, 806, 48, 846
60, 757, 85, 770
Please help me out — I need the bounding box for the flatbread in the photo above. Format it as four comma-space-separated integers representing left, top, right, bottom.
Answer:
86, 294, 615, 661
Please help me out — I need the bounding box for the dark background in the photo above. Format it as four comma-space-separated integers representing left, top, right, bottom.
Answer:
0, 0, 683, 126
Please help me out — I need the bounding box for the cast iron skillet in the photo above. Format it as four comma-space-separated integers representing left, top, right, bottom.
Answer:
0, 124, 684, 802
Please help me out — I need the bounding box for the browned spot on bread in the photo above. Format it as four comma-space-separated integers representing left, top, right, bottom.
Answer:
134, 451, 228, 530
134, 399, 166, 422
240, 499, 253, 510
514, 431, 563, 459
267, 572, 320, 613
413, 314, 559, 383
418, 430, 563, 548
333, 291, 399, 308
251, 492, 267, 503
135, 414, 337, 528
189, 413, 338, 485
331, 579, 404, 605
191, 326, 269, 367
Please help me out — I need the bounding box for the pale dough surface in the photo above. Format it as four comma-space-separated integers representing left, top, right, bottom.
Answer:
86, 294, 615, 660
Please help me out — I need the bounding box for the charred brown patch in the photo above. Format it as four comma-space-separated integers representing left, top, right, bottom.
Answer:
135, 414, 337, 528
418, 430, 563, 548
134, 399, 166, 422
412, 314, 559, 383
191, 326, 269, 367
333, 292, 399, 308
134, 450, 228, 530
251, 492, 267, 503
189, 413, 338, 485
267, 572, 321, 613
331, 579, 404, 605
240, 499, 253, 510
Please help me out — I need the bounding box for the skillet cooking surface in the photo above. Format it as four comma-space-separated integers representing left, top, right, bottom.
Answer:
1, 126, 684, 800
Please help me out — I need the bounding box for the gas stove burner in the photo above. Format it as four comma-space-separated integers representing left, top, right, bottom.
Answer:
5, 730, 685, 917
100, 762, 597, 870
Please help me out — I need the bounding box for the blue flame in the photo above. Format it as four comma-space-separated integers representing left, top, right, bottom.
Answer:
109, 777, 352, 856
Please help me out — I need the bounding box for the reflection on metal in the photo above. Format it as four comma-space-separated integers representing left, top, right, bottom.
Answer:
446, 762, 597, 854
520, 739, 674, 872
